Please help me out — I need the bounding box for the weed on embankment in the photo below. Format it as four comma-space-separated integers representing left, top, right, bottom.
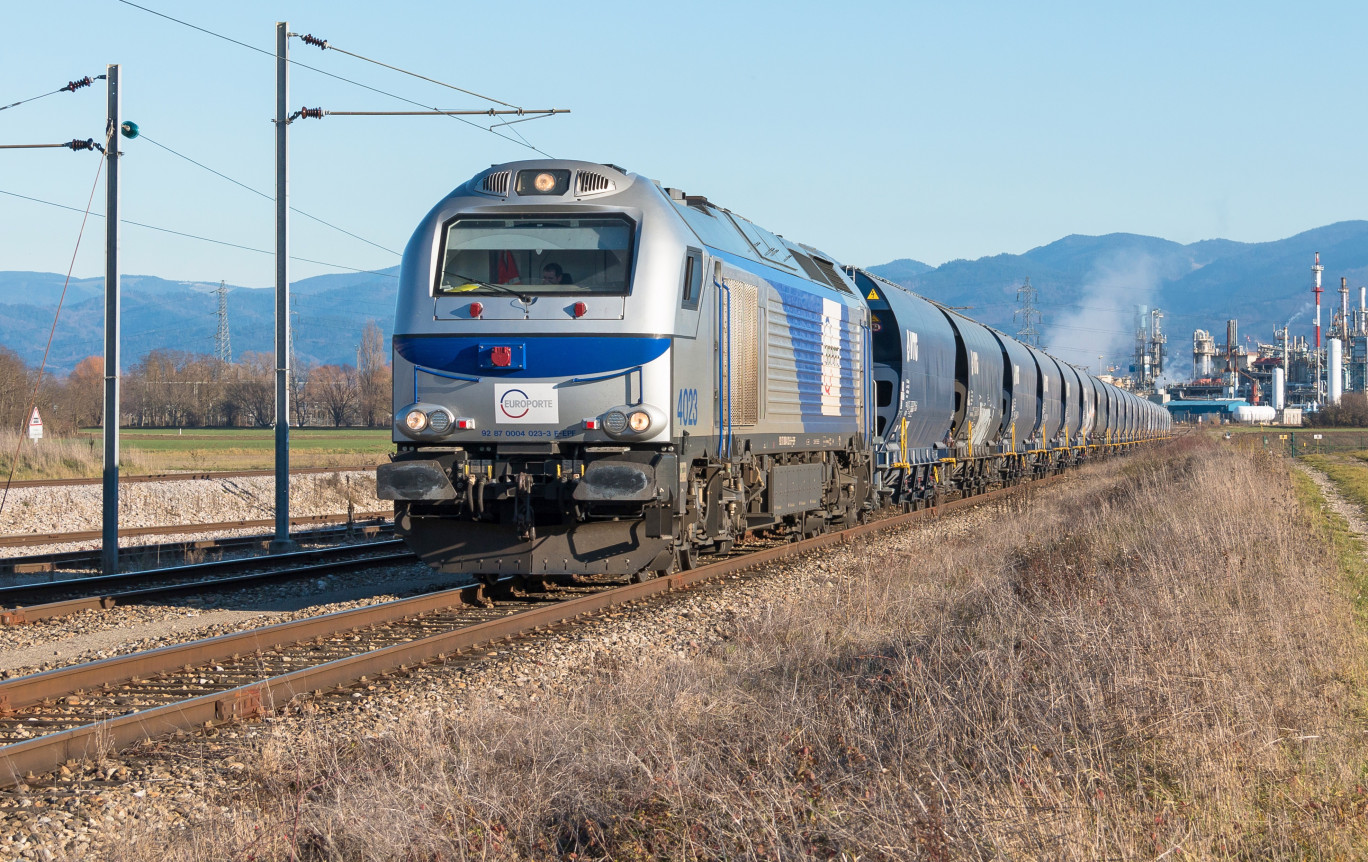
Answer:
114, 438, 1368, 860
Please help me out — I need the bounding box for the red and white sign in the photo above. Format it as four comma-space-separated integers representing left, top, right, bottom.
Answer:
27, 407, 42, 440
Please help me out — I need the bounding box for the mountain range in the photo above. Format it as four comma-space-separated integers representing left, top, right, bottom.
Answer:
2, 220, 1365, 378
867, 221, 1368, 375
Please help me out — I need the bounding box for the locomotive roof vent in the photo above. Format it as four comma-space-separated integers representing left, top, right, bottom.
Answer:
664, 187, 686, 201
810, 255, 853, 294
477, 170, 511, 196
575, 170, 617, 197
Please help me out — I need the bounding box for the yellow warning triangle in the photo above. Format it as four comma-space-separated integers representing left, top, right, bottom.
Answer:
865, 288, 880, 300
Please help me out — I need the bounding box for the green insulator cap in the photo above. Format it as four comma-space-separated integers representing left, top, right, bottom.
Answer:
120, 121, 139, 139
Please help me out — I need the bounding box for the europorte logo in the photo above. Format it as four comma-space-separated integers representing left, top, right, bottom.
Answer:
499, 390, 553, 418
494, 383, 558, 424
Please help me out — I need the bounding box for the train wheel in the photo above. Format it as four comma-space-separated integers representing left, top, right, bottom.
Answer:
631, 569, 658, 584
677, 544, 699, 571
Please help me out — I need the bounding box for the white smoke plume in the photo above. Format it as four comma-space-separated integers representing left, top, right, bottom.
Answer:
1286, 301, 1312, 328
1042, 251, 1163, 375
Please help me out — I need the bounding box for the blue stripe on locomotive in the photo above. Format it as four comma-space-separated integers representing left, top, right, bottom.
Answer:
707, 248, 861, 431
395, 335, 670, 380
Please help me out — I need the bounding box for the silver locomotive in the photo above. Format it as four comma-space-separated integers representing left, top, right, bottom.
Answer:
377, 159, 1170, 581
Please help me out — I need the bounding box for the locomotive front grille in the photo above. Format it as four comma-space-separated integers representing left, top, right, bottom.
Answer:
575, 170, 616, 196
480, 171, 511, 195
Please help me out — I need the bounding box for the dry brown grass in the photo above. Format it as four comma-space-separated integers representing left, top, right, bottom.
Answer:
110, 438, 1368, 860
0, 429, 156, 481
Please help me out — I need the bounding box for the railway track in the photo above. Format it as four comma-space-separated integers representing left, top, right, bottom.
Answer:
0, 538, 414, 626
0, 465, 376, 490
0, 510, 393, 551
0, 475, 1062, 788
0, 521, 392, 575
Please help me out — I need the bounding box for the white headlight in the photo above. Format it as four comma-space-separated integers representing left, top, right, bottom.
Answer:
628, 411, 650, 432
405, 409, 429, 432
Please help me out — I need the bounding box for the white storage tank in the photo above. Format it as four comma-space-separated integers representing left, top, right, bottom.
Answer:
1272, 366, 1286, 410
1330, 338, 1343, 405
1233, 404, 1277, 424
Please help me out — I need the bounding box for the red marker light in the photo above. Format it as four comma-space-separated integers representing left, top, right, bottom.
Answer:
583, 418, 600, 430
469, 302, 483, 318
573, 301, 587, 318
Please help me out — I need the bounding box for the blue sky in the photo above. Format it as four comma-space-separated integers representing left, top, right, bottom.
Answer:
2, 1, 1363, 287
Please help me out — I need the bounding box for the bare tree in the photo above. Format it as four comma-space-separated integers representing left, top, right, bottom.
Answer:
67, 356, 104, 427
0, 347, 34, 433
226, 352, 275, 428
290, 358, 314, 427
356, 320, 391, 428
307, 364, 358, 427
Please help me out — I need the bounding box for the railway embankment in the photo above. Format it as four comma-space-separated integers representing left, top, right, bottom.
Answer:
8, 438, 1368, 860
0, 470, 382, 557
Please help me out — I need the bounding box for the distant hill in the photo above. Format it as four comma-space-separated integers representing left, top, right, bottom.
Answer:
3, 222, 1366, 377
869, 258, 934, 282
0, 268, 399, 374
866, 221, 1368, 375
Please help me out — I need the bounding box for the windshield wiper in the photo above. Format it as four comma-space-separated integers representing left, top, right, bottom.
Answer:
441, 268, 532, 303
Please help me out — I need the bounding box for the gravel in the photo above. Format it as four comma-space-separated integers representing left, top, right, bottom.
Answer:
0, 500, 1003, 860
0, 471, 384, 558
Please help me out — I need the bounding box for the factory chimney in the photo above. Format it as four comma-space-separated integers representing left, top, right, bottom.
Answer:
1341, 277, 1350, 340
1314, 252, 1324, 403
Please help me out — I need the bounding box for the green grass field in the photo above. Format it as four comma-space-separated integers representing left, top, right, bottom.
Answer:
1214, 425, 1368, 456
69, 427, 393, 472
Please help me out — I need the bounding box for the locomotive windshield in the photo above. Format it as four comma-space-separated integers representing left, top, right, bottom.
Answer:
436, 215, 635, 296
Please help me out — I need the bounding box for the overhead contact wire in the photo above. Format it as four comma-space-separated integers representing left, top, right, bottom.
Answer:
295, 34, 517, 108
136, 133, 401, 256
0, 189, 399, 278
115, 0, 552, 154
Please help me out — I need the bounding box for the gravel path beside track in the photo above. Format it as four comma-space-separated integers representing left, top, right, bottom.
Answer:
0, 500, 1001, 860
1291, 459, 1368, 536
0, 471, 383, 558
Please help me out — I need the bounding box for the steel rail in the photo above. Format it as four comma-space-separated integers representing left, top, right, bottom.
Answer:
0, 511, 392, 549
0, 465, 377, 490
0, 475, 1063, 787
0, 541, 412, 625
0, 522, 392, 575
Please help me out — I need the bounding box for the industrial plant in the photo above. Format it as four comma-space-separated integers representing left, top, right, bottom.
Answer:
1146, 253, 1363, 425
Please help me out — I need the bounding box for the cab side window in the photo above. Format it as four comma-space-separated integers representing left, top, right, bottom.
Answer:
682, 247, 703, 309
